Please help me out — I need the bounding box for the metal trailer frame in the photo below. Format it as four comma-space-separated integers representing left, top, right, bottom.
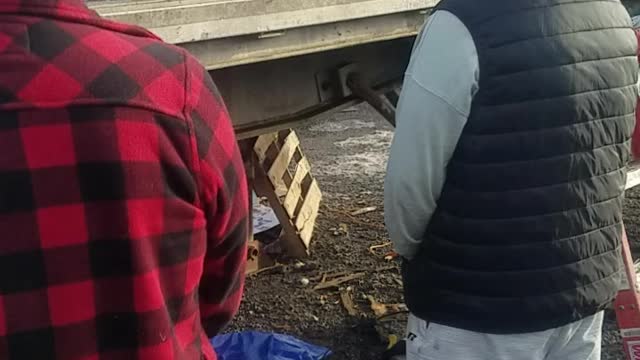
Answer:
91, 0, 436, 69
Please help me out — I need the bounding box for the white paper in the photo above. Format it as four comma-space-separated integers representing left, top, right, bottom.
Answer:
252, 192, 280, 234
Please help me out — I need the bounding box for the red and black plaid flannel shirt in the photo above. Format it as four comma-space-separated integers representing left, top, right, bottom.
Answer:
0, 0, 249, 358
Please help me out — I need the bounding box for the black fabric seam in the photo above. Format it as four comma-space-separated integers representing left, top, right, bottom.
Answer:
480, 83, 637, 108
427, 246, 620, 274
428, 222, 621, 248
488, 26, 633, 50
425, 266, 622, 300
489, 55, 637, 80
463, 111, 636, 137
450, 139, 630, 166
437, 193, 622, 222
445, 167, 625, 194
179, 49, 205, 209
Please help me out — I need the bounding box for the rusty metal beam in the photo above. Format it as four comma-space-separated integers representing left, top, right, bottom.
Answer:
347, 73, 397, 127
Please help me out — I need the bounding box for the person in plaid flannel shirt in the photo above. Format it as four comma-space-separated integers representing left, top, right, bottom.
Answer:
0, 0, 250, 358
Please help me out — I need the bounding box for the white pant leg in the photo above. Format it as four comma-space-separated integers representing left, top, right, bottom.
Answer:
406, 314, 551, 360
545, 311, 604, 360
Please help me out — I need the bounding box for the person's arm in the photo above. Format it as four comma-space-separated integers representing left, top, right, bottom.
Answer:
384, 10, 479, 260
185, 55, 249, 336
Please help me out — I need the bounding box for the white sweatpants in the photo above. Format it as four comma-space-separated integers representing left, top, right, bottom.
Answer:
406, 312, 604, 360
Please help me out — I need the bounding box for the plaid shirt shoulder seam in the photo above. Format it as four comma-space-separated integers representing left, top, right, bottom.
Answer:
181, 48, 206, 208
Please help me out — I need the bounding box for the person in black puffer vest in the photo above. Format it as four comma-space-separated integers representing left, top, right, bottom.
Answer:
384, 0, 638, 359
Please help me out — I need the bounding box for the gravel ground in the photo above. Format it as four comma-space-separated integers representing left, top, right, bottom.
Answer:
230, 104, 632, 360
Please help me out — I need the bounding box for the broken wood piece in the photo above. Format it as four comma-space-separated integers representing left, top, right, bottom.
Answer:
317, 265, 396, 281
283, 157, 311, 217
367, 296, 388, 317
248, 264, 284, 277
340, 291, 358, 316
322, 203, 386, 230
351, 206, 377, 216
389, 303, 408, 313
384, 252, 399, 261
368, 242, 392, 255
296, 180, 322, 247
314, 272, 365, 290
310, 265, 397, 282
376, 303, 409, 321
319, 268, 355, 281
267, 131, 300, 197
377, 310, 410, 321
323, 270, 350, 280
253, 132, 278, 161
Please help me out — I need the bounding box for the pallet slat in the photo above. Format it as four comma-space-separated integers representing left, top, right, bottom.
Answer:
299, 211, 319, 247
284, 157, 311, 217
254, 132, 278, 162
268, 131, 300, 184
295, 179, 321, 230
296, 180, 321, 247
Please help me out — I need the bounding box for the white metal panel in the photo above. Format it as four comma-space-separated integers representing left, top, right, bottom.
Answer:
90, 0, 437, 44
89, 0, 435, 69
182, 10, 426, 69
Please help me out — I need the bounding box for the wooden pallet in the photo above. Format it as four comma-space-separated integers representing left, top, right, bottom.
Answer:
253, 129, 321, 258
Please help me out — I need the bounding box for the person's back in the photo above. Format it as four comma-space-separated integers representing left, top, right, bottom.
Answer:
0, 0, 249, 358
385, 0, 638, 359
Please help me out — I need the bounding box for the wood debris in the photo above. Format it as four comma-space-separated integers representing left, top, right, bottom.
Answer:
340, 291, 358, 316
248, 264, 283, 277
389, 304, 408, 313
384, 251, 399, 261
322, 204, 386, 230
367, 296, 388, 317
351, 206, 377, 216
368, 242, 392, 255
310, 265, 397, 282
366, 296, 409, 319
313, 272, 365, 290
377, 304, 410, 321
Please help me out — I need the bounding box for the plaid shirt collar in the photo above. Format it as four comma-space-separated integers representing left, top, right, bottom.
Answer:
0, 0, 159, 40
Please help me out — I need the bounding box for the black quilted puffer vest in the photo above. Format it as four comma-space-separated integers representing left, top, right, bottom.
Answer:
403, 0, 639, 333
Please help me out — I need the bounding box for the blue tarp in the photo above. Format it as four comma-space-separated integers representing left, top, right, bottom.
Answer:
211, 331, 332, 360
